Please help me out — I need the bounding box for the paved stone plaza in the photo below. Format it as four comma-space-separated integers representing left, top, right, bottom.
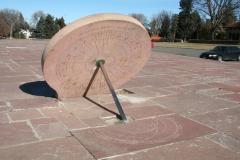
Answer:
0, 40, 240, 160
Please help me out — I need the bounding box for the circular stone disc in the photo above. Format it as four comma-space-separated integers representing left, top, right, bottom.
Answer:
42, 13, 151, 98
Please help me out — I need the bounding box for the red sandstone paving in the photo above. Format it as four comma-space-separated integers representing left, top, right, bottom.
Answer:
0, 113, 9, 124
0, 83, 33, 101
121, 86, 174, 98
0, 106, 9, 112
0, 70, 34, 77
9, 97, 58, 110
224, 79, 240, 86
137, 66, 193, 77
88, 94, 115, 105
122, 105, 173, 120
102, 100, 160, 114
0, 101, 9, 112
209, 82, 240, 93
100, 104, 173, 120
101, 101, 163, 118
207, 133, 240, 153
162, 84, 214, 95
41, 107, 89, 130
30, 117, 70, 139
0, 40, 240, 159
123, 75, 183, 88
154, 92, 237, 116
72, 114, 215, 158
0, 75, 37, 83
0, 122, 38, 148
63, 98, 115, 119
107, 137, 240, 160
8, 109, 43, 121
189, 107, 240, 140
0, 101, 6, 107
197, 88, 233, 97
81, 117, 106, 128
0, 137, 95, 160
218, 93, 240, 103
30, 117, 57, 125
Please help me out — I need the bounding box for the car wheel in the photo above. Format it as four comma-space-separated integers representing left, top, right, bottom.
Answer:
218, 56, 223, 62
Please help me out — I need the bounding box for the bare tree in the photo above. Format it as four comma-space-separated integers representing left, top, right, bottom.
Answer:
31, 10, 46, 28
129, 13, 148, 28
149, 17, 159, 36
170, 14, 179, 41
151, 11, 172, 38
0, 9, 28, 38
194, 0, 240, 39
0, 13, 10, 37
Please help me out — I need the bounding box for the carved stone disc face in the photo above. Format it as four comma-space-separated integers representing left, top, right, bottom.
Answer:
42, 13, 151, 98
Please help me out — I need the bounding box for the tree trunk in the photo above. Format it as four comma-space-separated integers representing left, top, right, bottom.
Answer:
10, 24, 13, 39
211, 32, 215, 40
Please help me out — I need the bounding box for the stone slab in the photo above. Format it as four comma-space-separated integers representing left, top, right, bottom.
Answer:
30, 118, 70, 139
72, 114, 215, 158
0, 122, 38, 148
0, 39, 240, 159
154, 92, 237, 116
190, 107, 240, 140
120, 86, 174, 99
81, 117, 106, 127
63, 98, 114, 119
42, 13, 151, 98
107, 137, 240, 160
163, 84, 215, 95
41, 107, 89, 130
8, 109, 43, 121
0, 75, 36, 83
123, 75, 182, 89
124, 105, 173, 120
197, 88, 233, 97
0, 101, 6, 107
209, 83, 240, 93
0, 106, 9, 112
10, 97, 57, 110
207, 133, 240, 153
218, 93, 240, 103
0, 137, 94, 160
0, 83, 33, 101
0, 113, 9, 124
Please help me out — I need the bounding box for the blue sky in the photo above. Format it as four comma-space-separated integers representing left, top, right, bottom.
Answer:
1, 0, 180, 23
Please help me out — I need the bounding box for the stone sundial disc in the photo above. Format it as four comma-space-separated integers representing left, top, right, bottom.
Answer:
42, 13, 151, 98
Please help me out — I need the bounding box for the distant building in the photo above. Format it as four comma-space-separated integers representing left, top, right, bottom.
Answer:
225, 21, 240, 41
151, 35, 161, 42
19, 29, 32, 39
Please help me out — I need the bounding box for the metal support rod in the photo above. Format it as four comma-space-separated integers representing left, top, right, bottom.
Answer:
98, 61, 127, 121
83, 66, 100, 97
83, 59, 127, 121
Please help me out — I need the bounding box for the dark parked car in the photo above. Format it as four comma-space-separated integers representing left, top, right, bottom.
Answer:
200, 46, 240, 61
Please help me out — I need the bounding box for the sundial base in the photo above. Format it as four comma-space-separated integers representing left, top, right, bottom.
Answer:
83, 60, 127, 121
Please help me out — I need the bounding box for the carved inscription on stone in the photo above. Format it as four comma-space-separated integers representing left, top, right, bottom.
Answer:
42, 14, 151, 98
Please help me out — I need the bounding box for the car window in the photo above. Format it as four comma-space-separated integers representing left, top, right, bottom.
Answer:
222, 47, 228, 51
213, 47, 219, 51
230, 47, 239, 52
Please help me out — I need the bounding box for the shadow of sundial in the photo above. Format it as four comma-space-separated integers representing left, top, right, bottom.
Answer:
19, 81, 56, 98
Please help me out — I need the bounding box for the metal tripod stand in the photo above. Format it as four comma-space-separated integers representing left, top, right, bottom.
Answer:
83, 59, 127, 121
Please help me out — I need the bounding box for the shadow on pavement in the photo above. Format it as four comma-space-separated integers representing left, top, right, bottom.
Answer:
19, 81, 56, 98
84, 96, 120, 119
